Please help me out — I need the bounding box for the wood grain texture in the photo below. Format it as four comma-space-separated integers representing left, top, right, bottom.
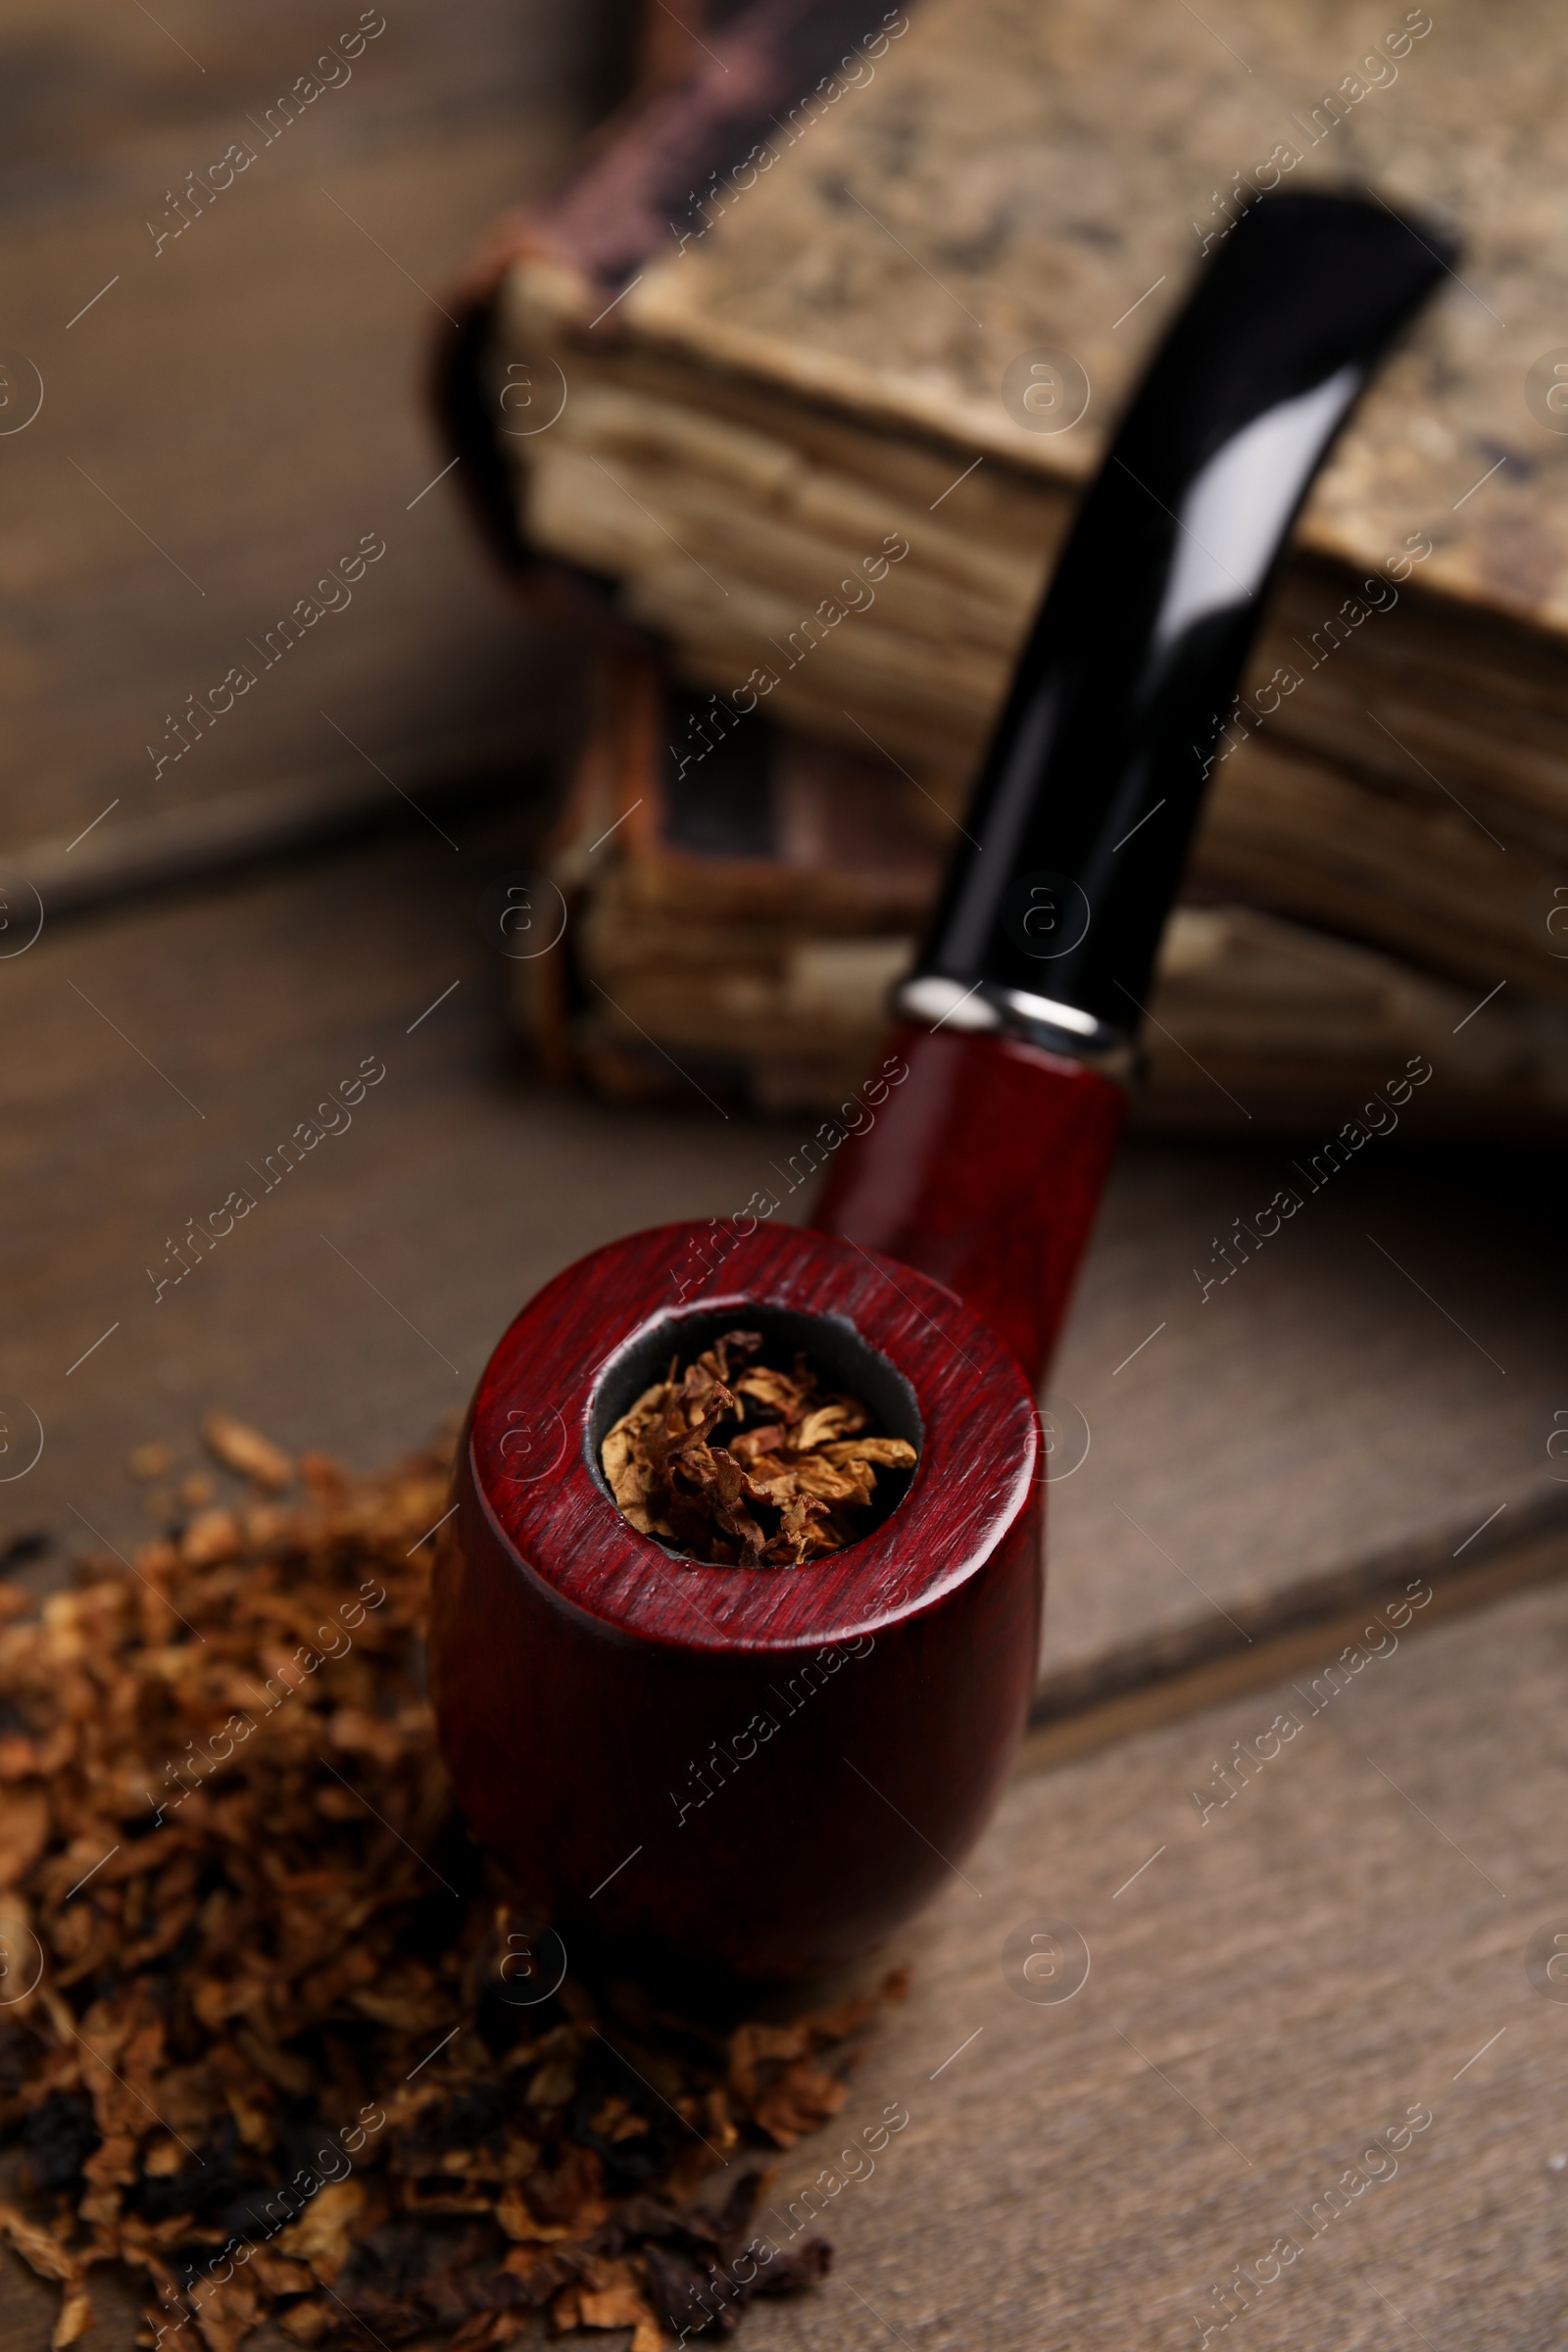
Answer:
0, 821, 1562, 2346
813, 1023, 1127, 1386
0, 0, 601, 857
0, 826, 1560, 1714
715, 1569, 1568, 2351
1039, 1127, 1568, 1699
1017, 1518, 1568, 1776
8, 1485, 1568, 2347
431, 1219, 1043, 1977
463, 1221, 1039, 1648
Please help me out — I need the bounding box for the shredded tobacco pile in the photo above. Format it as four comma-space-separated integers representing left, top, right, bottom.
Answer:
0, 1417, 906, 2352
602, 1332, 917, 1566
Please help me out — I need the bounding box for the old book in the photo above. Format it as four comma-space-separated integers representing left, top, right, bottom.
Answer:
519, 652, 1568, 1132
440, 0, 1568, 1038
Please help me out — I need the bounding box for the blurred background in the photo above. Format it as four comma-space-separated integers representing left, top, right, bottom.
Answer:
3, 0, 637, 854
3, 0, 1566, 1716
6, 22, 1568, 2341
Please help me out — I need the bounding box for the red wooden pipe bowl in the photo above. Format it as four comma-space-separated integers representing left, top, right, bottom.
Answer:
428, 1220, 1041, 1984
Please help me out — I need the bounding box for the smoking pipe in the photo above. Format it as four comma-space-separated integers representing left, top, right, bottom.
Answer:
430, 191, 1451, 1983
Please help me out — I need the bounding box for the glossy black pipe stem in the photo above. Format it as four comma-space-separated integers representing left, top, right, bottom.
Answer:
913, 189, 1455, 1038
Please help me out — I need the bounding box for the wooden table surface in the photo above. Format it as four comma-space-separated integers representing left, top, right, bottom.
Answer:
3, 804, 1565, 2352
12, 1557, 1568, 2352
4, 4, 1565, 2343
3, 812, 1563, 1691
744, 1568, 1568, 2352
0, 0, 604, 862
2, 812, 1565, 2352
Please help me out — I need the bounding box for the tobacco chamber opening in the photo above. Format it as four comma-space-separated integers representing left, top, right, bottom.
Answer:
585, 1302, 924, 1554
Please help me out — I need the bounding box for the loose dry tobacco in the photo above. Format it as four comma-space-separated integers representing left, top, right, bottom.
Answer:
602, 1332, 917, 1566
0, 1420, 906, 2351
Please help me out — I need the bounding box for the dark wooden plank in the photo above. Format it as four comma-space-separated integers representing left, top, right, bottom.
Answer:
0, 0, 603, 855
1041, 1124, 1568, 1698
0, 813, 819, 1560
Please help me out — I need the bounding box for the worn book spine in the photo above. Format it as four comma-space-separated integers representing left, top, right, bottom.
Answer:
516, 651, 1568, 1134
432, 0, 902, 583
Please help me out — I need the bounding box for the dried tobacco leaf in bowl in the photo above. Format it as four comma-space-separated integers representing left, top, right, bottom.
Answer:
602, 1330, 917, 1567
0, 1418, 907, 2352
